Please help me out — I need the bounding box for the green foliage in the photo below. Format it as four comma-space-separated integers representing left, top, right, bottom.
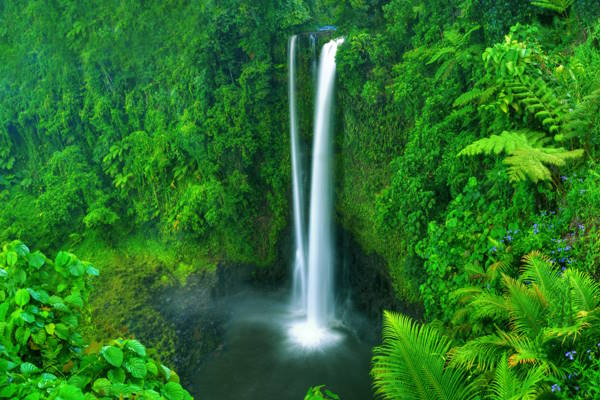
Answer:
0, 241, 193, 399
459, 130, 583, 182
372, 311, 477, 400
531, 0, 574, 13
489, 353, 545, 399
304, 386, 340, 400
0, 0, 305, 263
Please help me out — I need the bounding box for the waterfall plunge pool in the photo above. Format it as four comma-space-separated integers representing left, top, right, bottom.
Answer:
185, 291, 374, 399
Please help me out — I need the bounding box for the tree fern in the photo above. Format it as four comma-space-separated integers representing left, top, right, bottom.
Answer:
459, 130, 583, 183
372, 311, 478, 400
531, 0, 574, 13
505, 76, 564, 134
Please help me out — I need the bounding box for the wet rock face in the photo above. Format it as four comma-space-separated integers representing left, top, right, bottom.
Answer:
335, 227, 403, 339
155, 264, 251, 388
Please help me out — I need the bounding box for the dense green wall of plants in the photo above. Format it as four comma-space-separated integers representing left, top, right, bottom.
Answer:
0, 0, 316, 264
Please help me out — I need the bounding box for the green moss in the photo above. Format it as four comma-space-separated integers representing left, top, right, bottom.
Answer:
73, 232, 216, 364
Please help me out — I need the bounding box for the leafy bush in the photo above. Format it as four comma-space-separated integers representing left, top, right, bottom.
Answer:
0, 241, 192, 399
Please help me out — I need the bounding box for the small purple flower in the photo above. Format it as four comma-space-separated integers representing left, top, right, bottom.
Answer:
533, 223, 539, 234
562, 266, 566, 272
566, 350, 576, 360
561, 175, 568, 182
552, 384, 561, 392
579, 224, 585, 231
580, 189, 586, 194
491, 246, 497, 253
505, 235, 512, 242
565, 245, 571, 251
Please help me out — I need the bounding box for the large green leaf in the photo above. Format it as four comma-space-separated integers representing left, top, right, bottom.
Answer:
27, 252, 45, 269
162, 381, 185, 400
108, 367, 126, 383
55, 252, 71, 269
125, 357, 147, 378
15, 288, 30, 306
56, 384, 84, 400
92, 378, 111, 395
125, 339, 146, 357
65, 293, 83, 308
20, 362, 40, 375
6, 251, 18, 267
101, 346, 124, 367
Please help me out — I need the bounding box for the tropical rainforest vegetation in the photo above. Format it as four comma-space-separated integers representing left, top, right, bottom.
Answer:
2, 0, 600, 398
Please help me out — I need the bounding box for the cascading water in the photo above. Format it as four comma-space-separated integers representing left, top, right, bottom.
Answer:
289, 35, 307, 313
289, 37, 344, 348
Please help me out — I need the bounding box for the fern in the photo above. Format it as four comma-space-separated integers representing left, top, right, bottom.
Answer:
531, 0, 574, 13
566, 268, 600, 312
450, 334, 510, 371
459, 130, 583, 183
557, 87, 600, 142
372, 311, 478, 400
489, 354, 545, 400
505, 76, 565, 134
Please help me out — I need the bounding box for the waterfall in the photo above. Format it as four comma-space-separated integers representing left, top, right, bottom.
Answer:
288, 36, 344, 348
289, 35, 307, 313
306, 37, 343, 329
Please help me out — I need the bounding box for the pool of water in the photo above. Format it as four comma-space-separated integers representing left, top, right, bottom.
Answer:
185, 293, 374, 399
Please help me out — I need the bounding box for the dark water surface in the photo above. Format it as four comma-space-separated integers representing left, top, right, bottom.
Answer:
186, 294, 374, 399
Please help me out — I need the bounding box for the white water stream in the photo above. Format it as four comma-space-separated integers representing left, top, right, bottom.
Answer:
289, 36, 344, 347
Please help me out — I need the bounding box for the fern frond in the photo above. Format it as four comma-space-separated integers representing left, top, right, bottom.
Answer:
453, 88, 484, 107
520, 252, 564, 306
558, 87, 600, 142
503, 275, 547, 337
543, 322, 589, 344
451, 286, 484, 304
565, 269, 600, 312
449, 334, 509, 371
470, 292, 511, 321
506, 77, 565, 134
503, 146, 583, 183
531, 0, 574, 13
489, 354, 545, 400
459, 131, 537, 156
372, 311, 478, 400
459, 130, 582, 183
